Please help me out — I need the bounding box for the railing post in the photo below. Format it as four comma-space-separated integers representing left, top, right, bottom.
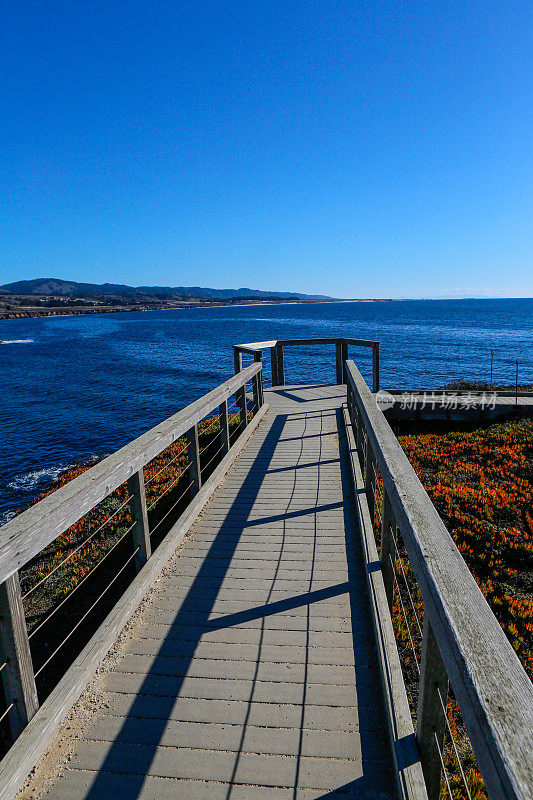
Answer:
219, 399, 230, 456
127, 469, 151, 570
235, 378, 248, 431
258, 366, 264, 407
233, 347, 243, 375
355, 404, 364, 460
252, 373, 261, 412
365, 446, 376, 520
335, 342, 342, 384
379, 492, 395, 611
417, 615, 449, 800
346, 381, 353, 422
341, 341, 348, 384
186, 423, 201, 494
253, 353, 263, 408
372, 342, 380, 393
275, 344, 284, 385
0, 572, 39, 739
270, 346, 279, 387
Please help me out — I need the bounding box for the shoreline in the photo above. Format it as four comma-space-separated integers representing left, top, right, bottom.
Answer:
0, 297, 359, 321
2, 296, 529, 322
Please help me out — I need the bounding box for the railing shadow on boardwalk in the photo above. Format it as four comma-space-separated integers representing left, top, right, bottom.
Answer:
83, 404, 391, 800
275, 387, 345, 404
336, 407, 418, 799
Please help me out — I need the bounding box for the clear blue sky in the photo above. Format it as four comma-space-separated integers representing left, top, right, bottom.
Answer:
1, 1, 532, 298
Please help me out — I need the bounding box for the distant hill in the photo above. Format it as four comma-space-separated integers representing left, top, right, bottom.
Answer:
0, 278, 332, 302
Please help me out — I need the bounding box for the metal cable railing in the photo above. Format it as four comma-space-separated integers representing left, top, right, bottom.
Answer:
437, 687, 473, 800
201, 443, 225, 474
0, 360, 264, 761
345, 358, 533, 800
390, 532, 424, 643
360, 398, 488, 800
21, 492, 133, 602
34, 546, 140, 679
148, 480, 195, 539
0, 703, 16, 726
144, 444, 189, 487
146, 466, 189, 512
390, 553, 421, 675
27, 522, 136, 643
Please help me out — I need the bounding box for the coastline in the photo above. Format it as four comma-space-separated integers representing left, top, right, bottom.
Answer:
0, 296, 394, 322
0, 297, 350, 321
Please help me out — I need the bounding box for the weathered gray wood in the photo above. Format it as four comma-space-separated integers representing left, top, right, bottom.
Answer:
342, 404, 427, 800
417, 617, 449, 800
270, 346, 279, 386
234, 338, 380, 391
218, 400, 230, 456
13, 386, 403, 800
126, 470, 151, 571
365, 447, 376, 521
0, 362, 261, 586
345, 359, 533, 800
252, 374, 261, 412
233, 339, 277, 352
275, 343, 284, 385
380, 492, 395, 612
335, 342, 342, 384
372, 342, 380, 393
185, 424, 201, 494
233, 347, 243, 375
233, 345, 262, 356
236, 381, 248, 430
343, 336, 379, 348
253, 352, 263, 408
236, 337, 378, 350
279, 337, 377, 347
258, 368, 264, 407
0, 573, 39, 740
346, 380, 353, 421
355, 405, 364, 457
0, 403, 270, 800
341, 341, 348, 383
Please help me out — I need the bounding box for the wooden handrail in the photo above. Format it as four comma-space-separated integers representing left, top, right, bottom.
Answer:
233, 337, 380, 391
0, 362, 262, 586
234, 336, 378, 350
0, 380, 269, 794
0, 361, 265, 750
345, 359, 533, 800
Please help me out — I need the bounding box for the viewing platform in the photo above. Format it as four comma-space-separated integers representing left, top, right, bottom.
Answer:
0, 339, 531, 800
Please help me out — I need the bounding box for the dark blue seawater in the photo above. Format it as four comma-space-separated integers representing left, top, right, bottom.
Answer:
1, 299, 532, 523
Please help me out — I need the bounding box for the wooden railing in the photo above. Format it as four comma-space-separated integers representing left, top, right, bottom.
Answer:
0, 362, 264, 751
344, 359, 533, 800
233, 336, 380, 392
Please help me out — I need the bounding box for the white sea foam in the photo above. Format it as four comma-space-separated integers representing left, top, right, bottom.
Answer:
0, 510, 16, 528
0, 339, 35, 344
8, 464, 73, 491
7, 454, 101, 495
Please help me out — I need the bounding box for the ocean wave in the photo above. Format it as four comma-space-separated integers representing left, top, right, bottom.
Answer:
6, 452, 102, 495
8, 463, 77, 492
1, 339, 35, 344
0, 510, 16, 528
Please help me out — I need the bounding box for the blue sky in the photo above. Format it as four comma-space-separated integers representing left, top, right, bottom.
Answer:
1, 1, 532, 298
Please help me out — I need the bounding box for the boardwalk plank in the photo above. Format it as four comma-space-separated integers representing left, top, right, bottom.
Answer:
36, 384, 398, 800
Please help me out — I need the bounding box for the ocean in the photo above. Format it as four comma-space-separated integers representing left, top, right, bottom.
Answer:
1, 298, 531, 523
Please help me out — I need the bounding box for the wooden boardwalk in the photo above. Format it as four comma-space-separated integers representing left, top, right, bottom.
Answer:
33, 384, 397, 800
4, 345, 532, 800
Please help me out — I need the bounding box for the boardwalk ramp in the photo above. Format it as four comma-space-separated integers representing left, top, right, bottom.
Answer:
18, 385, 398, 799
2, 338, 531, 800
